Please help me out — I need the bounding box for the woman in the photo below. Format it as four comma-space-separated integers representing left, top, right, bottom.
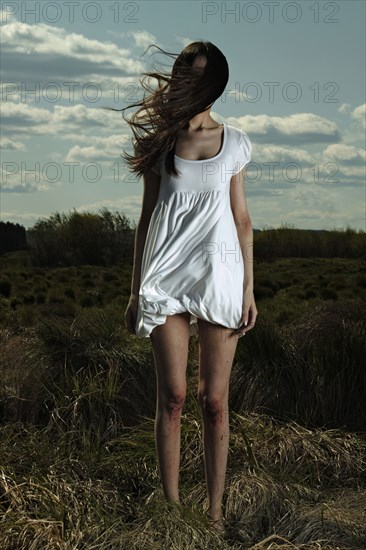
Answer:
121, 41, 257, 534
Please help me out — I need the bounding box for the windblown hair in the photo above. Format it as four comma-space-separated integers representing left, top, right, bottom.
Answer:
102, 40, 229, 178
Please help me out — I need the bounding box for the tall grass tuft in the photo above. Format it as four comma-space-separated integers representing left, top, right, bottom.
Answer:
230, 300, 366, 431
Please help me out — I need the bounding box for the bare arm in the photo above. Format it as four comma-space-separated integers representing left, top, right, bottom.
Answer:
130, 169, 161, 297
229, 165, 254, 291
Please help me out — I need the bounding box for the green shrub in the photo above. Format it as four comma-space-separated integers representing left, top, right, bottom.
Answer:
80, 295, 95, 307
102, 271, 118, 282
320, 288, 337, 300
23, 294, 35, 305
64, 288, 75, 299
356, 274, 366, 288
48, 293, 65, 304
10, 297, 22, 309
0, 279, 11, 298
35, 293, 46, 304
82, 279, 95, 289
255, 286, 275, 299
33, 285, 47, 293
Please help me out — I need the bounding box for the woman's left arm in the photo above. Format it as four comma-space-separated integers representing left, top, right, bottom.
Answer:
229, 166, 258, 334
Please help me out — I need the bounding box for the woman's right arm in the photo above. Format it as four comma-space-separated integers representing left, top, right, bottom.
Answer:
129, 169, 161, 298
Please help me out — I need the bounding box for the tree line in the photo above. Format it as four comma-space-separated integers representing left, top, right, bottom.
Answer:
1, 211, 365, 266
26, 208, 135, 267
0, 221, 27, 255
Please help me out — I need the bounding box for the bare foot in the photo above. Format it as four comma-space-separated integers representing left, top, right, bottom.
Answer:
206, 511, 226, 535
166, 500, 181, 516
209, 517, 225, 535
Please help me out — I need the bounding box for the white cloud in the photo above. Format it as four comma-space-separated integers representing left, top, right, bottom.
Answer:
351, 103, 366, 128
229, 113, 340, 144
1, 19, 143, 73
0, 4, 17, 23
0, 210, 48, 227
131, 31, 158, 50
1, 102, 125, 135
323, 143, 366, 162
75, 195, 143, 225
338, 103, 352, 114
0, 136, 27, 150
0, 165, 52, 193
65, 134, 130, 162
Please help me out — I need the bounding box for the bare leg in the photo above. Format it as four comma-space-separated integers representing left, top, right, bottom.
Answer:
150, 311, 191, 504
196, 319, 239, 528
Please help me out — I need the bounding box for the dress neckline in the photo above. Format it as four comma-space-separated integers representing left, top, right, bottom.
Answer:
174, 122, 227, 163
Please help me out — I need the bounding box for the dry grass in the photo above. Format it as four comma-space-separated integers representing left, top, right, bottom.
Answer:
0, 300, 365, 548
1, 411, 365, 549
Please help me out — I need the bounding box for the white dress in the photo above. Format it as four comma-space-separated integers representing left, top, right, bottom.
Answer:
134, 122, 252, 337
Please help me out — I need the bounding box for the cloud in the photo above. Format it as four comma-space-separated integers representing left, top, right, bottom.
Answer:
0, 210, 48, 227
0, 136, 27, 150
338, 103, 352, 114
107, 30, 158, 51
351, 103, 366, 129
0, 16, 147, 104
75, 195, 143, 225
229, 113, 341, 145
1, 102, 124, 135
0, 4, 17, 23
250, 183, 360, 230
175, 36, 197, 48
0, 165, 52, 193
323, 143, 366, 165
65, 134, 130, 163
1, 195, 144, 228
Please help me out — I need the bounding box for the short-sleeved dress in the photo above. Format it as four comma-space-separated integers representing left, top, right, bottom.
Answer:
134, 122, 252, 337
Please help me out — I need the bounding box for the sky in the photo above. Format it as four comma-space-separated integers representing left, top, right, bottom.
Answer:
1, 0, 365, 231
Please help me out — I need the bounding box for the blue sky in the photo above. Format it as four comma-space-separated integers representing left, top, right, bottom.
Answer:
1, 0, 365, 231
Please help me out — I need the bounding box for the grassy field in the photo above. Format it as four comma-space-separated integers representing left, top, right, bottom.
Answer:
0, 250, 365, 548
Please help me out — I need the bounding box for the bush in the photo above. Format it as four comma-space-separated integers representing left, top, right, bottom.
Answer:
102, 271, 118, 282
356, 274, 366, 288
48, 293, 65, 304
23, 294, 35, 305
320, 288, 337, 300
254, 286, 275, 300
0, 279, 11, 298
82, 279, 95, 289
80, 295, 95, 307
64, 288, 75, 299
35, 293, 46, 304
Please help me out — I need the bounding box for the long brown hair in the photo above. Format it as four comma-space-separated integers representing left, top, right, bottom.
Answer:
102, 41, 229, 178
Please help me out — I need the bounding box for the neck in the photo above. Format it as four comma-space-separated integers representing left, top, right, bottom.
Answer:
187, 111, 221, 131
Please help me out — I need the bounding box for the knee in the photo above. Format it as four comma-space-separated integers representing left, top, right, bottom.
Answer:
198, 392, 228, 423
160, 392, 186, 415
